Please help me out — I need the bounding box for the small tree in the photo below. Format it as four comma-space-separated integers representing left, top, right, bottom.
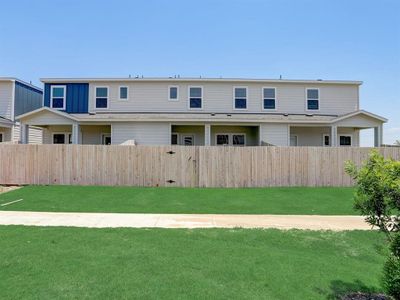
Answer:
346, 151, 400, 298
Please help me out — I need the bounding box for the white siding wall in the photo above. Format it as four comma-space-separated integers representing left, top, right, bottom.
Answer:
111, 122, 170, 145
290, 127, 331, 146
88, 82, 359, 116
260, 124, 289, 146
0, 81, 14, 120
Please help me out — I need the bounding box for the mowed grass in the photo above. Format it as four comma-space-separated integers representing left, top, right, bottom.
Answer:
0, 226, 386, 299
0, 186, 357, 215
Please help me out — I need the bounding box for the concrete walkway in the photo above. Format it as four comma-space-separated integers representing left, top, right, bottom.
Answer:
0, 211, 372, 231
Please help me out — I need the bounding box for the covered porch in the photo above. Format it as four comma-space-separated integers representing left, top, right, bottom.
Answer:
171, 124, 260, 146
289, 111, 386, 147
17, 107, 111, 145
0, 118, 13, 143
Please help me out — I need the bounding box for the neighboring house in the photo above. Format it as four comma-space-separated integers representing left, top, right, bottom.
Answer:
0, 78, 43, 143
16, 77, 387, 146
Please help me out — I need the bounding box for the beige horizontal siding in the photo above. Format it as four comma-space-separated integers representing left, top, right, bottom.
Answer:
260, 124, 289, 146
88, 82, 359, 116
111, 122, 170, 145
0, 81, 14, 120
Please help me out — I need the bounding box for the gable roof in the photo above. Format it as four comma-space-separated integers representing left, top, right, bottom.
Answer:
333, 110, 387, 123
16, 107, 78, 122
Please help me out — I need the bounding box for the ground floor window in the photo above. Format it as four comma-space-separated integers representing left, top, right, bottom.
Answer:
101, 133, 111, 145
290, 135, 298, 146
0, 133, 3, 143
171, 133, 179, 145
182, 135, 194, 146
216, 133, 246, 146
53, 133, 72, 144
339, 135, 352, 146
323, 134, 330, 146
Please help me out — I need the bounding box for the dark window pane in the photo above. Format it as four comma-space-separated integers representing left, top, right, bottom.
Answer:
190, 98, 202, 108
183, 136, 193, 145
340, 136, 351, 146
171, 134, 178, 145
307, 89, 319, 99
120, 87, 128, 99
96, 87, 108, 98
96, 98, 108, 108
169, 87, 178, 99
307, 100, 319, 110
52, 98, 64, 108
52, 87, 64, 97
235, 88, 246, 98
189, 87, 202, 98
263, 88, 275, 98
53, 134, 65, 144
233, 135, 245, 145
264, 99, 275, 109
216, 134, 229, 145
324, 135, 330, 146
235, 98, 247, 109
0, 134, 3, 142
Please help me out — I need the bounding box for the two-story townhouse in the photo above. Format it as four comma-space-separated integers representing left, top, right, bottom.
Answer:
16, 77, 387, 147
0, 78, 43, 143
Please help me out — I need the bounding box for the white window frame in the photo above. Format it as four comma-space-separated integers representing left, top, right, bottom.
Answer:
0, 132, 3, 143
339, 134, 352, 146
322, 134, 330, 147
181, 134, 195, 146
233, 86, 248, 110
95, 86, 109, 109
305, 88, 320, 111
215, 133, 247, 146
119, 86, 129, 101
52, 132, 72, 144
168, 86, 179, 101
100, 133, 111, 145
262, 87, 277, 111
171, 132, 179, 145
188, 86, 203, 110
50, 85, 66, 110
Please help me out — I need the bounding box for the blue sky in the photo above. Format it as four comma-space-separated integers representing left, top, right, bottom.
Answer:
0, 0, 399, 145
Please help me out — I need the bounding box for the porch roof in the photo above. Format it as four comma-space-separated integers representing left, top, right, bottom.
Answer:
0, 116, 14, 128
16, 107, 387, 126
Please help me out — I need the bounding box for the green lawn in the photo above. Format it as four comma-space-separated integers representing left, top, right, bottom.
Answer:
0, 226, 386, 299
0, 186, 357, 215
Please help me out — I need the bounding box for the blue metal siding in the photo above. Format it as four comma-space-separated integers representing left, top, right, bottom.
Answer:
14, 81, 43, 117
44, 83, 89, 113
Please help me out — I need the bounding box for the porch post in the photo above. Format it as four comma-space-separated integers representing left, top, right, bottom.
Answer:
374, 125, 383, 147
204, 124, 211, 146
71, 123, 80, 144
330, 125, 337, 147
20, 123, 29, 144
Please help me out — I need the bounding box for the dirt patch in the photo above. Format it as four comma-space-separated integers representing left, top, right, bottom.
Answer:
0, 186, 21, 194
341, 292, 390, 300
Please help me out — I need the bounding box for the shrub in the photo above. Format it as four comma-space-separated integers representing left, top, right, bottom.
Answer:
346, 151, 400, 299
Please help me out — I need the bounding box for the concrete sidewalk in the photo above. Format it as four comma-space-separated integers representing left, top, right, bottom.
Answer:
0, 211, 372, 230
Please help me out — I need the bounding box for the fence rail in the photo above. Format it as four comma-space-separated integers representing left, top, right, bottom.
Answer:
0, 145, 399, 187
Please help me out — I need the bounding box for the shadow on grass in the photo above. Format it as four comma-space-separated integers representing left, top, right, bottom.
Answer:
316, 279, 383, 299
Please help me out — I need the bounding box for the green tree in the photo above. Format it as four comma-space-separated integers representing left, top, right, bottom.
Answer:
346, 151, 400, 299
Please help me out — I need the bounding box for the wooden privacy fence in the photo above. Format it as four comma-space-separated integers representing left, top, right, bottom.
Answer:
0, 145, 399, 187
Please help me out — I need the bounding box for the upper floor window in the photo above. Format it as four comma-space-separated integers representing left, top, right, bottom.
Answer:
307, 88, 319, 110
263, 88, 276, 110
234, 87, 247, 109
169, 86, 179, 101
95, 87, 108, 108
50, 85, 66, 110
189, 87, 202, 109
119, 86, 128, 100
